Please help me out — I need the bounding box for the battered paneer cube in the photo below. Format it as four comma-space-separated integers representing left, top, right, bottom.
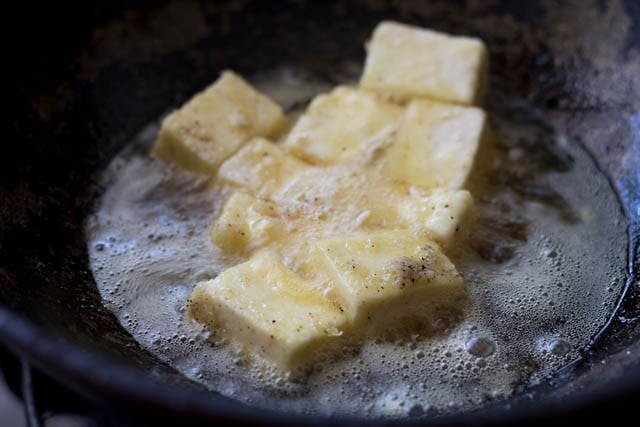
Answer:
382, 99, 486, 190
311, 231, 464, 334
399, 189, 474, 245
360, 22, 488, 105
189, 253, 347, 372
154, 71, 285, 175
217, 138, 309, 198
283, 86, 404, 165
210, 192, 285, 254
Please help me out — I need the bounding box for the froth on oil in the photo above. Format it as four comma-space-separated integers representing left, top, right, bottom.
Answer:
86, 68, 627, 418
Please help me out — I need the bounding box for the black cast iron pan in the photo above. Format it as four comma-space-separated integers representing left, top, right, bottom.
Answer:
2, 0, 639, 425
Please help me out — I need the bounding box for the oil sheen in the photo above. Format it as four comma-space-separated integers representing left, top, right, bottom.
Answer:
86, 69, 628, 418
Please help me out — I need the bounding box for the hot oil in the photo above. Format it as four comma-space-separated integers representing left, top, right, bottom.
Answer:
86, 69, 628, 417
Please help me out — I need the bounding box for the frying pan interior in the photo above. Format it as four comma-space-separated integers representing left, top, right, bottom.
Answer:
2, 0, 639, 424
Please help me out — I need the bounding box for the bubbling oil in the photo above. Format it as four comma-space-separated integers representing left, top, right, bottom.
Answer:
86, 68, 627, 418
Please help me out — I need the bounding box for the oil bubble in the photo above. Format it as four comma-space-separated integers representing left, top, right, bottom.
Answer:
465, 337, 496, 358
548, 339, 571, 356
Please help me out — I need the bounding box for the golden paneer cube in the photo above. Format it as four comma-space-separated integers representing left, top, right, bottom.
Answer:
211, 192, 285, 254
153, 71, 285, 175
283, 86, 404, 165
312, 231, 464, 335
360, 21, 488, 105
217, 138, 309, 198
382, 99, 486, 190
189, 253, 347, 372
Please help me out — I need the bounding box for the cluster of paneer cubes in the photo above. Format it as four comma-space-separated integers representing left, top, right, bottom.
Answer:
153, 22, 488, 374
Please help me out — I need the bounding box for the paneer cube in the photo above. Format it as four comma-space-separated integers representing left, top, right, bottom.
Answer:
400, 189, 474, 245
189, 253, 347, 372
420, 190, 473, 243
211, 192, 285, 254
283, 86, 404, 165
153, 71, 285, 175
382, 99, 486, 190
312, 231, 464, 334
360, 21, 488, 105
217, 138, 309, 197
